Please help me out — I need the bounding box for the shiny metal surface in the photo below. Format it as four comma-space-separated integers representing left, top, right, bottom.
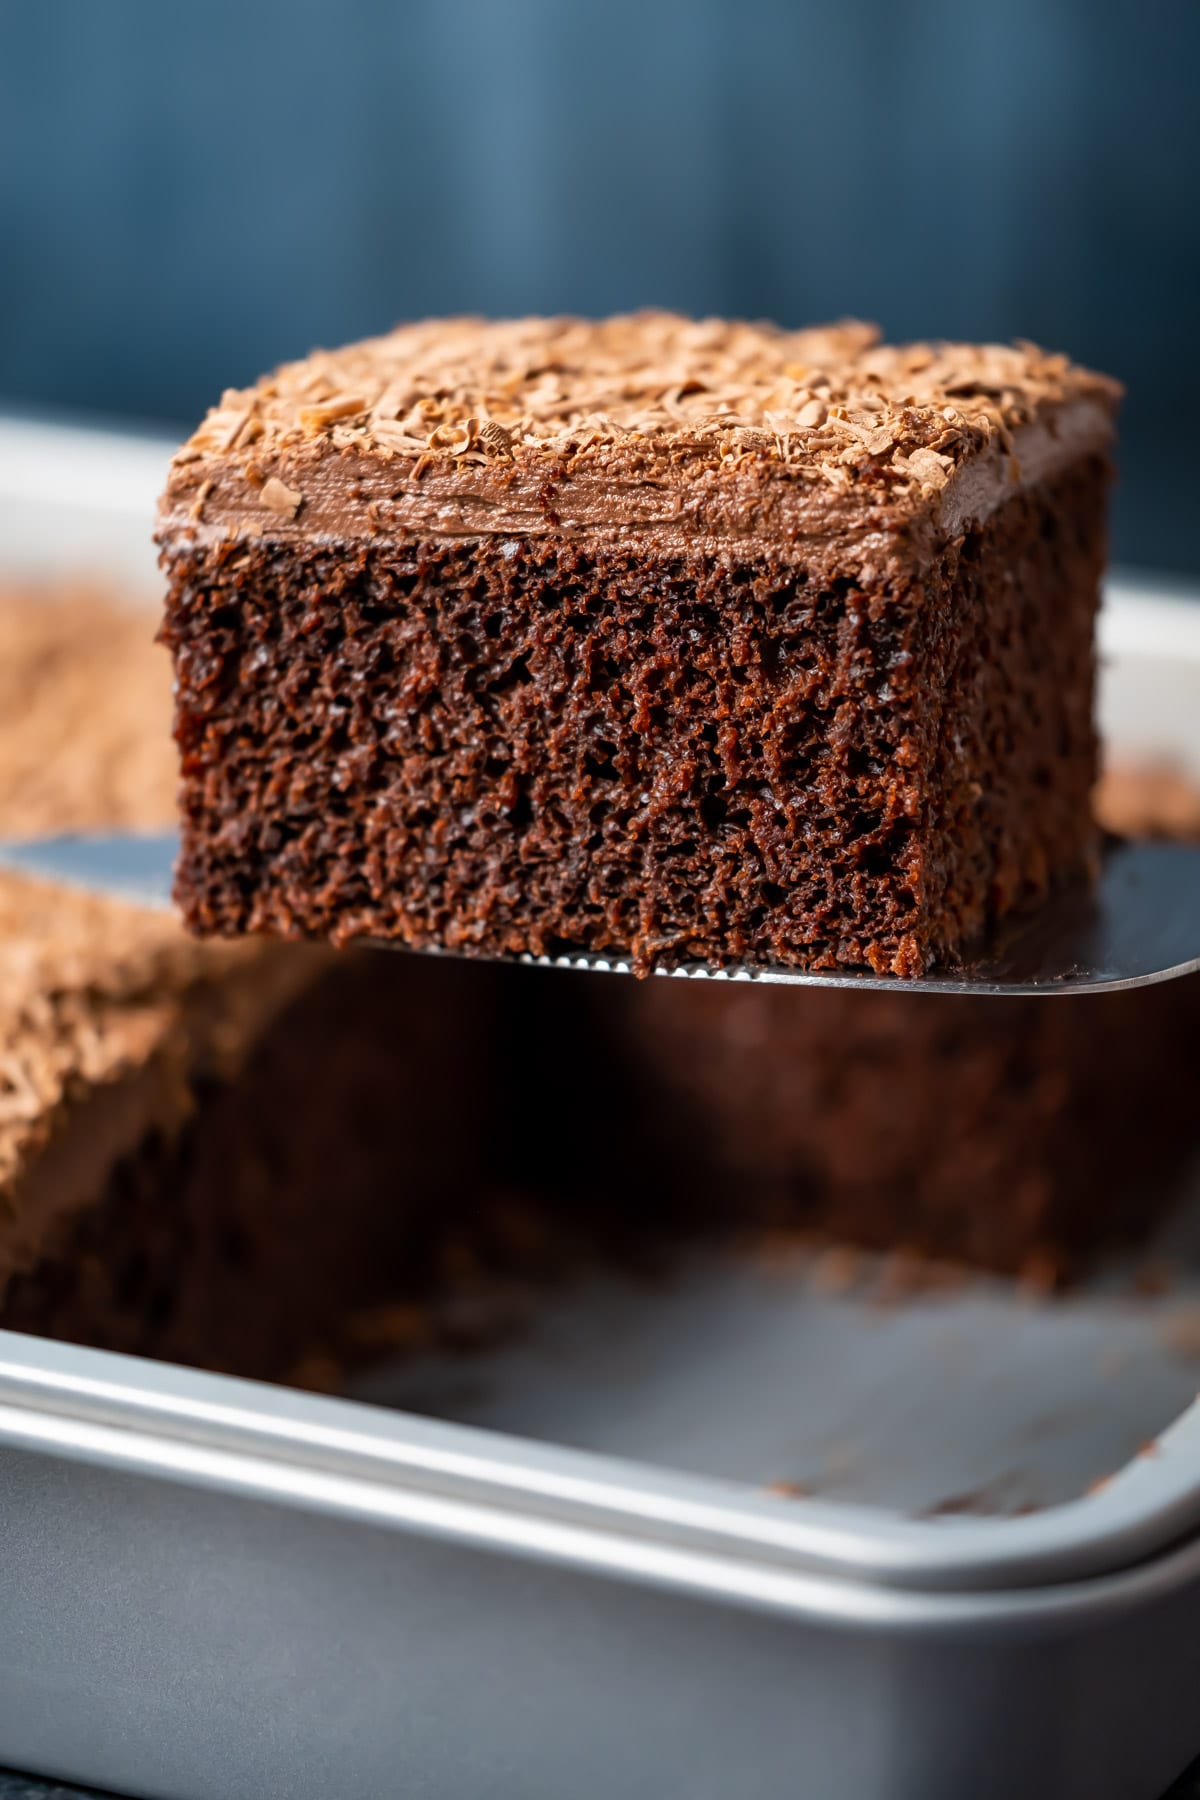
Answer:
0, 829, 178, 911
5, 1257, 1200, 1602
2, 827, 1198, 996
1, 1326, 1200, 1800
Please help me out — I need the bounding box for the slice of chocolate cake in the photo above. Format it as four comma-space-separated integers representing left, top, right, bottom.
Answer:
0, 586, 501, 1380
158, 314, 1120, 977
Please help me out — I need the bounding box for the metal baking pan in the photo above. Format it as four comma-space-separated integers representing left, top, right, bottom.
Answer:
2, 416, 1200, 1800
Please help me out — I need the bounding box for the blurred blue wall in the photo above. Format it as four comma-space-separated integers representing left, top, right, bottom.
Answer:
2, 0, 1196, 572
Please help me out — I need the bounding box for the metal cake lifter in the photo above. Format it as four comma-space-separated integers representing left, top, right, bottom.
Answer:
0, 827, 1196, 997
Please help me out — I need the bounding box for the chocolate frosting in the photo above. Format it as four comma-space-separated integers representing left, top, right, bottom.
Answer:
158, 312, 1120, 565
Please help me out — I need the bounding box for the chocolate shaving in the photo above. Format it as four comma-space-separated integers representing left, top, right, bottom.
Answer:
298, 394, 367, 433
189, 479, 213, 521
477, 419, 514, 457
259, 477, 303, 519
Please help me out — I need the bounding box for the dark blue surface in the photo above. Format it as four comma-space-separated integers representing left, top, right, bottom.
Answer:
1, 0, 1199, 574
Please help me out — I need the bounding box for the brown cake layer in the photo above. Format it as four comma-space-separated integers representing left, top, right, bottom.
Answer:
582, 765, 1200, 1277
158, 314, 1119, 977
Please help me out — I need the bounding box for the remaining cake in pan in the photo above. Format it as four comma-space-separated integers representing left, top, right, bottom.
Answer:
158, 313, 1119, 977
1094, 763, 1200, 843
0, 586, 502, 1379
577, 763, 1200, 1279
0, 586, 179, 835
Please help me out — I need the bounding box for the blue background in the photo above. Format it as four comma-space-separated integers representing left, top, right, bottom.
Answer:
1, 0, 1196, 572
